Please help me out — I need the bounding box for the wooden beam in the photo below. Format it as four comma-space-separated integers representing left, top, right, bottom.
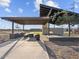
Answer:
12, 21, 14, 34
68, 22, 71, 36
22, 24, 25, 33
42, 23, 49, 35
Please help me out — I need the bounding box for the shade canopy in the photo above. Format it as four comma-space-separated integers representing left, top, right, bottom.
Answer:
1, 17, 50, 25
40, 4, 79, 24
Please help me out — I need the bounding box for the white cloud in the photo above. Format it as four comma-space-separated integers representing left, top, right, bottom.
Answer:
18, 8, 23, 13
74, 0, 79, 9
34, 0, 43, 11
0, 0, 11, 7
33, 9, 37, 12
46, 0, 60, 8
5, 8, 11, 13
34, 0, 60, 12
74, 0, 79, 2
75, 4, 79, 8
26, 2, 30, 5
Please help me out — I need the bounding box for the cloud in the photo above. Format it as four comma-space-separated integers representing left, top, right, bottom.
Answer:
74, 0, 79, 9
33, 9, 37, 12
26, 2, 30, 5
18, 8, 23, 13
5, 8, 11, 13
46, 0, 60, 8
74, 0, 79, 2
0, 0, 11, 7
75, 4, 79, 8
34, 0, 43, 11
34, 0, 60, 12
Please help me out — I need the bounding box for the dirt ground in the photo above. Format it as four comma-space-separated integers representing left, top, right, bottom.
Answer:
45, 41, 79, 59
0, 30, 24, 44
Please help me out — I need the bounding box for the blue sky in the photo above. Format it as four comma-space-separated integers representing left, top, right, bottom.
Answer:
0, 0, 79, 29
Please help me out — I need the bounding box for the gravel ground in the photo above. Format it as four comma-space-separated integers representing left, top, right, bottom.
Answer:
45, 41, 79, 59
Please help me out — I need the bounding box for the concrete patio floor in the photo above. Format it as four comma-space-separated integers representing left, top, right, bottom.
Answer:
0, 38, 49, 59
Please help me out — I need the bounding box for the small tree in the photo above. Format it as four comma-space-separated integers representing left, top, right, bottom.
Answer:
51, 10, 76, 36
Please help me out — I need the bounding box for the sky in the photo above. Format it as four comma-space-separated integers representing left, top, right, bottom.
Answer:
0, 0, 79, 29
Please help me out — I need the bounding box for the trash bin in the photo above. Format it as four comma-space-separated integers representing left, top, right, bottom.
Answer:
35, 34, 40, 41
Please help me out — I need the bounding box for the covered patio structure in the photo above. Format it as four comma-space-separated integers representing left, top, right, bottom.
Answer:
1, 17, 50, 36
40, 4, 79, 36
1, 4, 79, 37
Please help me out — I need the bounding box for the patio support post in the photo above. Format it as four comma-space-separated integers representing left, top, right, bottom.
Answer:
42, 23, 49, 35
12, 21, 14, 35
11, 21, 15, 39
68, 22, 71, 36
23, 24, 25, 32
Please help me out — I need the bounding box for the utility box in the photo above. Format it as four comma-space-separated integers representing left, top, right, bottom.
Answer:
51, 28, 64, 36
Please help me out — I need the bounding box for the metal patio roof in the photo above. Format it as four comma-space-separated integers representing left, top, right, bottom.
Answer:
40, 4, 79, 24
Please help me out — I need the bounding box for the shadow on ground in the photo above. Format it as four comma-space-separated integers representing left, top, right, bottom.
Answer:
45, 45, 57, 59
0, 38, 21, 48
49, 38, 79, 46
50, 41, 79, 46
37, 41, 47, 52
0, 38, 20, 59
